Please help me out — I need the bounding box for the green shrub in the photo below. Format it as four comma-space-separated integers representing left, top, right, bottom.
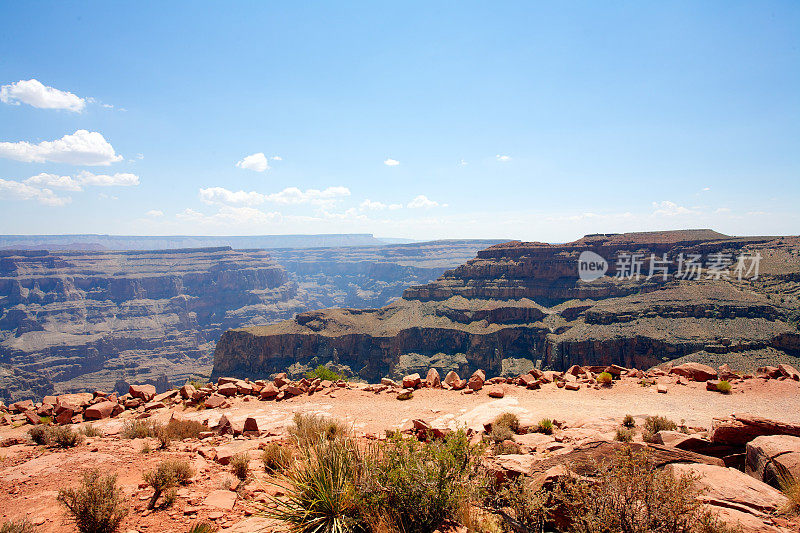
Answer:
28, 425, 49, 445
39, 415, 52, 425
187, 523, 218, 533
622, 414, 636, 428
121, 419, 160, 439
596, 372, 613, 385
615, 428, 635, 443
642, 415, 677, 443
231, 452, 250, 481
305, 365, 346, 382
0, 519, 36, 533
262, 443, 293, 473
716, 380, 732, 394
49, 426, 83, 448
490, 423, 513, 444
289, 412, 348, 446
143, 458, 194, 509
493, 412, 520, 434
81, 424, 104, 438
536, 419, 554, 435
57, 470, 128, 533
491, 477, 551, 532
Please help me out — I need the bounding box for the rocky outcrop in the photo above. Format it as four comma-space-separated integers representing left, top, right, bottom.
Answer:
213, 230, 800, 381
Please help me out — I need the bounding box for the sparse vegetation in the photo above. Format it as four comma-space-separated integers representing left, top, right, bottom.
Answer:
778, 472, 800, 515
642, 415, 678, 443
0, 519, 36, 533
187, 379, 210, 390
493, 412, 520, 434
49, 426, 83, 448
121, 419, 160, 439
28, 425, 49, 445
615, 428, 635, 442
140, 441, 152, 454
57, 470, 128, 533
186, 523, 218, 533
716, 380, 732, 394
596, 372, 613, 385
305, 364, 346, 382
622, 414, 636, 428
143, 458, 194, 509
289, 412, 348, 446
231, 452, 250, 481
490, 423, 513, 443
81, 424, 104, 437
493, 440, 522, 455
262, 443, 294, 473
536, 418, 554, 435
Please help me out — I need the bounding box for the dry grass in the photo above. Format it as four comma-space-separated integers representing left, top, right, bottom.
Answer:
262, 443, 294, 473
230, 452, 250, 481
81, 424, 104, 438
143, 458, 194, 509
121, 419, 160, 439
642, 415, 677, 443
615, 428, 635, 443
536, 418, 554, 435
289, 412, 349, 446
0, 519, 36, 533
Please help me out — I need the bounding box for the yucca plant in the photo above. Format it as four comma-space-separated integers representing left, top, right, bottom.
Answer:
264, 436, 365, 533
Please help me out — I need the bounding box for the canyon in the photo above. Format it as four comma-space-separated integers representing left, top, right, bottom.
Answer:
0, 239, 501, 402
213, 230, 800, 383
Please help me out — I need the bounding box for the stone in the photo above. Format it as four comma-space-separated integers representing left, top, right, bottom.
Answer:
204, 394, 226, 409
284, 385, 303, 397
564, 382, 580, 391
396, 389, 413, 400
443, 371, 460, 387
756, 366, 781, 379
144, 401, 166, 411
180, 383, 197, 399
243, 417, 260, 435
711, 414, 800, 446
467, 375, 484, 391
486, 386, 504, 398
259, 383, 279, 399
24, 411, 40, 425
10, 400, 34, 413
565, 364, 584, 376
402, 373, 421, 389
218, 383, 238, 397
273, 373, 288, 387
746, 435, 800, 487
381, 377, 398, 387
55, 408, 74, 424
669, 362, 717, 382
706, 380, 721, 391
718, 363, 738, 380
84, 400, 116, 420
203, 489, 237, 509
425, 368, 441, 388
656, 384, 668, 394
778, 363, 800, 381
128, 384, 156, 402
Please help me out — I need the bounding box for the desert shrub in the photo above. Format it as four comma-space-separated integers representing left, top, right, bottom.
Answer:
490, 423, 514, 444
28, 425, 49, 445
493, 440, 522, 455
81, 424, 104, 438
536, 418, 554, 435
163, 418, 206, 440
305, 364, 346, 382
187, 523, 218, 533
642, 415, 677, 443
552, 448, 730, 533
57, 470, 128, 533
231, 452, 250, 481
143, 458, 194, 509
360, 429, 482, 533
49, 426, 83, 448
615, 428, 635, 443
121, 419, 160, 439
289, 412, 348, 446
596, 372, 613, 385
140, 441, 152, 454
716, 380, 732, 394
187, 379, 209, 390
262, 443, 293, 473
494, 412, 520, 434
490, 476, 551, 532
622, 414, 636, 428
0, 519, 36, 533
155, 426, 172, 449
778, 472, 800, 514
266, 436, 364, 532
39, 415, 52, 425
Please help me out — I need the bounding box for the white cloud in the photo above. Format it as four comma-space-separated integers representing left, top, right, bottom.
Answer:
199, 185, 351, 207
360, 199, 402, 211
77, 171, 139, 187
496, 154, 511, 162
407, 195, 447, 209
24, 173, 82, 191
236, 152, 269, 172
0, 79, 85, 112
271, 156, 282, 161
0, 178, 71, 206
651, 200, 692, 216
146, 209, 164, 217
0, 130, 123, 166
702, 187, 711, 192
383, 158, 400, 166
177, 206, 282, 226
458, 159, 468, 166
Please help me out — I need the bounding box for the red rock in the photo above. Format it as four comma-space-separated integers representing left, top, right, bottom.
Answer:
564, 382, 580, 391
711, 413, 800, 446
746, 435, 800, 487
467, 375, 483, 391
84, 400, 116, 420
656, 384, 668, 394
243, 417, 260, 435
42, 395, 57, 405
528, 368, 544, 379
756, 366, 781, 379
471, 369, 486, 382
10, 400, 34, 413
180, 383, 196, 399
24, 411, 40, 425
402, 373, 422, 389
669, 362, 717, 382
284, 385, 303, 397
487, 386, 504, 398
204, 394, 226, 409
144, 401, 166, 411
718, 363, 738, 380
565, 364, 584, 376
273, 373, 288, 387
218, 383, 238, 397
128, 384, 156, 402
235, 380, 253, 394
603, 364, 626, 376
778, 363, 800, 381
203, 489, 237, 509
425, 368, 441, 388
396, 389, 413, 400
706, 380, 721, 391
518, 374, 536, 388
443, 371, 460, 387
259, 383, 279, 399
55, 408, 74, 424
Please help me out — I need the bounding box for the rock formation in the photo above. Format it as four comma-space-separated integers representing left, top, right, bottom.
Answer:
213, 230, 800, 382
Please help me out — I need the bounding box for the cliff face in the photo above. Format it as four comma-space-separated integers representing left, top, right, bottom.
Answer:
0, 240, 500, 401
213, 231, 800, 382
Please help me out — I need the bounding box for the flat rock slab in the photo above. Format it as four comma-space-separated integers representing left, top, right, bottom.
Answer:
204, 489, 237, 510
746, 434, 800, 487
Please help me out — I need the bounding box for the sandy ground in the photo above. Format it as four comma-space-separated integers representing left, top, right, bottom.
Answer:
1, 375, 799, 532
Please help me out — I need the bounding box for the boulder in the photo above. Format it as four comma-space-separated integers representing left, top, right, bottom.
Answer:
55, 408, 75, 425
180, 383, 196, 400
204, 394, 226, 409
669, 362, 717, 382
402, 373, 422, 389
24, 411, 40, 425
10, 400, 34, 413
778, 363, 800, 381
203, 489, 237, 509
396, 389, 413, 400
284, 385, 304, 397
706, 380, 721, 391
235, 380, 253, 395
565, 365, 584, 376
718, 363, 738, 381
656, 384, 668, 394
486, 386, 504, 398
128, 384, 156, 402
84, 400, 116, 420
528, 368, 544, 379
471, 369, 486, 382
425, 368, 441, 388
443, 371, 461, 387
243, 417, 260, 436
564, 382, 580, 391
746, 434, 800, 487
273, 373, 289, 387
259, 383, 279, 399
381, 377, 399, 387
218, 383, 238, 397
756, 366, 781, 379
711, 414, 800, 446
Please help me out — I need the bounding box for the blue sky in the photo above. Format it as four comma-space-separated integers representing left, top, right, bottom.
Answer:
1, 1, 798, 241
